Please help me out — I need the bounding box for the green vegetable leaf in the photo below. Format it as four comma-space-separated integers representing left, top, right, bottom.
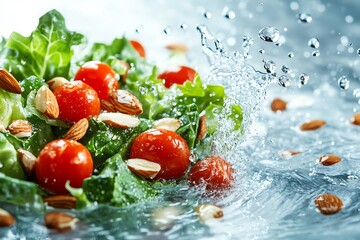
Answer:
0, 89, 26, 127
0, 133, 25, 179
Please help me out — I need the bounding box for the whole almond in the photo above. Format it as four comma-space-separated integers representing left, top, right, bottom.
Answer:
109, 90, 143, 115
314, 193, 343, 215
43, 196, 77, 209
126, 158, 161, 179
349, 112, 360, 125
153, 118, 181, 132
7, 120, 32, 138
46, 77, 68, 91
63, 118, 89, 141
271, 98, 286, 112
17, 149, 36, 176
280, 150, 301, 157
100, 99, 117, 112
97, 112, 140, 129
194, 204, 224, 222
0, 208, 15, 228
166, 43, 188, 52
300, 119, 326, 131
35, 86, 59, 119
44, 212, 78, 232
0, 68, 22, 94
197, 115, 207, 140
319, 154, 341, 166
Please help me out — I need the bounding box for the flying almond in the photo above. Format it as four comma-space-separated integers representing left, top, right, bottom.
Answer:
165, 43, 188, 52
314, 193, 343, 215
280, 150, 301, 157
300, 119, 326, 131
0, 68, 22, 94
109, 90, 143, 115
349, 112, 360, 125
0, 208, 15, 227
63, 118, 89, 141
153, 118, 181, 132
194, 204, 224, 223
270, 98, 287, 112
197, 115, 207, 140
126, 158, 161, 179
97, 112, 140, 129
34, 86, 59, 119
7, 120, 32, 138
319, 154, 341, 166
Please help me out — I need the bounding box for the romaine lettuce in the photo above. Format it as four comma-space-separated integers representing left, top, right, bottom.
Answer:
0, 133, 25, 179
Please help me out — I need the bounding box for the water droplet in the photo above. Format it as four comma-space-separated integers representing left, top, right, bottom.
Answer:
278, 75, 291, 87
180, 23, 188, 30
258, 27, 280, 42
299, 73, 309, 85
340, 36, 349, 46
223, 7, 236, 19
263, 60, 276, 73
353, 88, 360, 98
163, 26, 172, 35
298, 13, 312, 23
281, 65, 291, 74
242, 35, 254, 58
357, 48, 360, 56
135, 25, 144, 33
312, 50, 320, 57
308, 38, 320, 48
345, 15, 354, 23
61, 35, 67, 40
227, 37, 236, 46
259, 49, 265, 54
290, 2, 299, 11
288, 52, 294, 58
338, 76, 350, 90
203, 11, 212, 19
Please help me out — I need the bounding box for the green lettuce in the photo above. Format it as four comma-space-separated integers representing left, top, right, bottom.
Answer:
0, 89, 26, 127
0, 133, 25, 179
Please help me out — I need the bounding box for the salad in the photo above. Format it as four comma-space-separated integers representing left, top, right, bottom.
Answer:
0, 9, 242, 230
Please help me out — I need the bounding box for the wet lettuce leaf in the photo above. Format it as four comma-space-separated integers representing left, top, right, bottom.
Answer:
0, 89, 26, 127
1, 9, 84, 81
0, 133, 25, 179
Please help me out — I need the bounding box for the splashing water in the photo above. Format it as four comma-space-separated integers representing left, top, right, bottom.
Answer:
308, 38, 320, 48
258, 26, 280, 42
338, 76, 350, 90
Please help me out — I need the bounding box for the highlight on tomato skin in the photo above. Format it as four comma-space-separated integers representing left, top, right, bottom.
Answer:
130, 40, 146, 58
53, 81, 101, 123
187, 156, 235, 191
129, 128, 191, 180
35, 139, 94, 195
158, 66, 196, 88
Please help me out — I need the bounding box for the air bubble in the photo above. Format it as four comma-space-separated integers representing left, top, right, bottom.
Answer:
290, 2, 299, 11
299, 73, 309, 85
338, 76, 350, 90
308, 38, 320, 48
263, 60, 276, 73
258, 27, 280, 42
298, 13, 312, 23
278, 75, 291, 87
345, 15, 354, 23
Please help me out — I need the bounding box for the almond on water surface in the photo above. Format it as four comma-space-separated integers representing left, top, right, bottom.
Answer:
97, 112, 140, 129
0, 208, 15, 228
194, 204, 224, 223
314, 193, 343, 215
280, 150, 301, 157
300, 119, 326, 131
7, 120, 32, 138
46, 77, 68, 91
0, 68, 22, 94
153, 118, 181, 132
319, 154, 341, 166
126, 158, 161, 179
43, 196, 77, 209
63, 118, 89, 141
349, 112, 360, 125
109, 90, 143, 115
17, 149, 36, 176
197, 115, 207, 140
44, 212, 78, 232
270, 98, 287, 112
35, 86, 59, 119
165, 43, 188, 52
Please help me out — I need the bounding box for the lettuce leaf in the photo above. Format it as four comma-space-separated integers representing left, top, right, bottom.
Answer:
0, 133, 25, 179
0, 89, 26, 127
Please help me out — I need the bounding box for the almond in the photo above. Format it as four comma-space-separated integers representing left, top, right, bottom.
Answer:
97, 112, 140, 129
300, 119, 326, 131
153, 118, 181, 132
349, 112, 360, 125
194, 204, 224, 222
43, 196, 77, 209
17, 149, 36, 176
165, 43, 188, 52
271, 98, 286, 112
280, 150, 301, 157
46, 77, 68, 91
0, 208, 15, 227
126, 158, 161, 179
197, 115, 207, 140
100, 99, 117, 112
152, 206, 182, 231
7, 120, 32, 138
35, 86, 59, 119
319, 154, 341, 166
109, 90, 143, 115
0, 68, 22, 94
314, 193, 343, 215
63, 118, 89, 141
44, 212, 78, 232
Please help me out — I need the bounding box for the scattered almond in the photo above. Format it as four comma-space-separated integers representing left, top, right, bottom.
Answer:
197, 115, 207, 140
126, 158, 161, 179
97, 112, 140, 129
44, 212, 78, 232
349, 112, 360, 125
271, 98, 286, 112
280, 150, 301, 157
0, 68, 22, 94
17, 149, 36, 176
43, 196, 77, 209
165, 43, 188, 52
34, 86, 60, 119
0, 208, 15, 228
63, 118, 89, 141
109, 90, 143, 115
153, 118, 181, 132
46, 77, 68, 91
300, 119, 326, 131
7, 120, 32, 138
314, 193, 343, 215
100, 99, 117, 112
319, 154, 341, 166
194, 204, 224, 222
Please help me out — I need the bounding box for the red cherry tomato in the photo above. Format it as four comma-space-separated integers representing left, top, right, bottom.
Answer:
187, 156, 234, 191
53, 81, 100, 122
130, 128, 190, 180
158, 66, 196, 88
130, 40, 146, 58
74, 61, 118, 100
35, 139, 93, 195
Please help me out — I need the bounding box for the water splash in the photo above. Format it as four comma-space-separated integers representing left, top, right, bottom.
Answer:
308, 38, 320, 48
299, 73, 309, 86
297, 13, 312, 23
338, 76, 350, 90
258, 27, 280, 42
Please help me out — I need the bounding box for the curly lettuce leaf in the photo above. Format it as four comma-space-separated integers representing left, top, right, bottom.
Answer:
2, 9, 84, 81
0, 133, 25, 179
0, 89, 26, 127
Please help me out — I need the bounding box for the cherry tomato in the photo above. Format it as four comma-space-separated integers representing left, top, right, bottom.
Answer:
129, 128, 190, 180
35, 139, 93, 195
74, 61, 118, 100
158, 66, 196, 88
130, 40, 146, 58
187, 156, 234, 191
53, 81, 100, 122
